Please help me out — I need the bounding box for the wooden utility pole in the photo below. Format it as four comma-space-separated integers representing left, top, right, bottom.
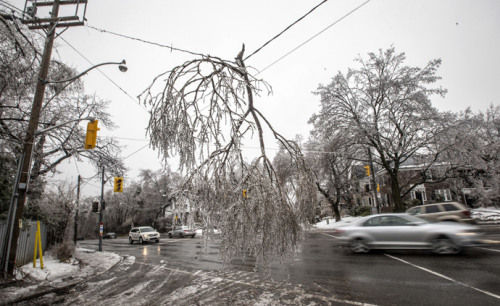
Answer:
6, 0, 61, 276
4, 0, 87, 276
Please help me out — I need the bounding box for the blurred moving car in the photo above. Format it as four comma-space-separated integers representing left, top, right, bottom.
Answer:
168, 225, 196, 238
128, 226, 160, 244
406, 202, 474, 224
334, 213, 483, 254
103, 232, 117, 239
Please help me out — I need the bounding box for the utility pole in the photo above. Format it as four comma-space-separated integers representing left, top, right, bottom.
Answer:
74, 175, 81, 244
6, 0, 61, 276
4, 0, 88, 276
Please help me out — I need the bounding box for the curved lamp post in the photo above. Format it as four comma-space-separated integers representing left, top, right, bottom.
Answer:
1, 59, 127, 276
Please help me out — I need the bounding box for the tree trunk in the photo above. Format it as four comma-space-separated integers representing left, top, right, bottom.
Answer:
316, 182, 341, 221
390, 174, 404, 212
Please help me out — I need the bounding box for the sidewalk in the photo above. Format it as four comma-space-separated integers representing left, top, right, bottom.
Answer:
0, 247, 121, 305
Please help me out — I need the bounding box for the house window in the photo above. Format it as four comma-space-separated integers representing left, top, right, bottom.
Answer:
435, 189, 452, 201
410, 190, 427, 202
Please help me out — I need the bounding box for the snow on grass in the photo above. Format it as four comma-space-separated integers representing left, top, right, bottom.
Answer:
472, 207, 500, 224
313, 216, 363, 230
17, 247, 121, 283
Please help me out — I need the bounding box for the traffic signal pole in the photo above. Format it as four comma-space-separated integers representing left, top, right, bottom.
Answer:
99, 166, 104, 252
74, 175, 81, 244
5, 0, 60, 276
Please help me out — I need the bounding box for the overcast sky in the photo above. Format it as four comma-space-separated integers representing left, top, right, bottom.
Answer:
4, 0, 500, 197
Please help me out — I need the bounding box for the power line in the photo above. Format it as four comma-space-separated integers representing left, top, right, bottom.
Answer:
123, 143, 150, 160
258, 0, 371, 75
85, 24, 207, 58
0, 0, 25, 16
58, 35, 148, 113
244, 0, 328, 61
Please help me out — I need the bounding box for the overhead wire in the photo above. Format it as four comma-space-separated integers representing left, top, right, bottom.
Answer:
258, 0, 372, 74
58, 35, 149, 112
0, 0, 25, 16
85, 24, 207, 58
244, 0, 328, 61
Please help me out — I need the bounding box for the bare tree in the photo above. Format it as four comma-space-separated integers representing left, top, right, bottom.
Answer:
139, 46, 316, 263
305, 126, 362, 221
313, 47, 448, 211
444, 106, 500, 206
0, 18, 125, 212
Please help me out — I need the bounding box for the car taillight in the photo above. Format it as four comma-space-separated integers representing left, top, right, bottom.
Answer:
462, 210, 471, 217
333, 229, 344, 235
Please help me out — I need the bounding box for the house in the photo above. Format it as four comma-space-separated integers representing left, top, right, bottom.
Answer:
351, 161, 484, 212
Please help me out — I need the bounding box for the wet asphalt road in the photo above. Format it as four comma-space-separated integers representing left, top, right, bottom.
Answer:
64, 227, 500, 305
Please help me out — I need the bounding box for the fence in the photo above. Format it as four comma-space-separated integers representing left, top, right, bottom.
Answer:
0, 220, 47, 267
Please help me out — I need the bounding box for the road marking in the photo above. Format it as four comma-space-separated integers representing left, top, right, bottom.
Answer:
384, 254, 500, 300
478, 247, 500, 253
481, 239, 500, 244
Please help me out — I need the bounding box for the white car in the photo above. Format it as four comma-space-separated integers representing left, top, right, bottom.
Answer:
129, 226, 160, 244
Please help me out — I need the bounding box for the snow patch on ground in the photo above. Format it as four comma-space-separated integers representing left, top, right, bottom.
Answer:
2, 247, 122, 303
313, 216, 363, 229
472, 207, 500, 224
19, 255, 79, 282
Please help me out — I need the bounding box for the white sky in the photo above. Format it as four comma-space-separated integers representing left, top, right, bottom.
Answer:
4, 0, 500, 197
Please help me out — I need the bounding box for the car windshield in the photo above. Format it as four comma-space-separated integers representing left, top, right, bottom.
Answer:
140, 227, 155, 232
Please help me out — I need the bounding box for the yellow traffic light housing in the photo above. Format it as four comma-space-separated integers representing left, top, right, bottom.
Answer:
114, 177, 124, 192
364, 165, 371, 176
84, 120, 99, 149
242, 189, 247, 199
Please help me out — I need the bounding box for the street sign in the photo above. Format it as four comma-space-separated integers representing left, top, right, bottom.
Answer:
99, 223, 103, 236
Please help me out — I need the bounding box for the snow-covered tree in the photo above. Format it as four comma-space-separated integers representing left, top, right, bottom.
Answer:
313, 47, 448, 211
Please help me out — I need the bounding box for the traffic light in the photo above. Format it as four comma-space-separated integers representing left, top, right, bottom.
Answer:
114, 177, 123, 192
364, 165, 370, 176
84, 120, 99, 150
92, 201, 99, 213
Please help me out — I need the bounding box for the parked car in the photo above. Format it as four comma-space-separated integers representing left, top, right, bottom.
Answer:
168, 225, 196, 238
103, 232, 117, 239
334, 213, 483, 254
406, 202, 475, 224
129, 226, 160, 244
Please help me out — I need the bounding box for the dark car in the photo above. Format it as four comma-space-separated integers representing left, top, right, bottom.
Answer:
103, 232, 117, 239
167, 226, 196, 238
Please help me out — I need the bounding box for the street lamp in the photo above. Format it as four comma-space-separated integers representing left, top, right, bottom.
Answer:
1, 59, 127, 277
41, 60, 127, 84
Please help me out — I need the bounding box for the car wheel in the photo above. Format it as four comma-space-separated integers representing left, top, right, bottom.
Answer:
350, 238, 369, 254
155, 239, 159, 243
129, 237, 133, 244
168, 233, 172, 238
139, 237, 143, 244
432, 236, 460, 254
